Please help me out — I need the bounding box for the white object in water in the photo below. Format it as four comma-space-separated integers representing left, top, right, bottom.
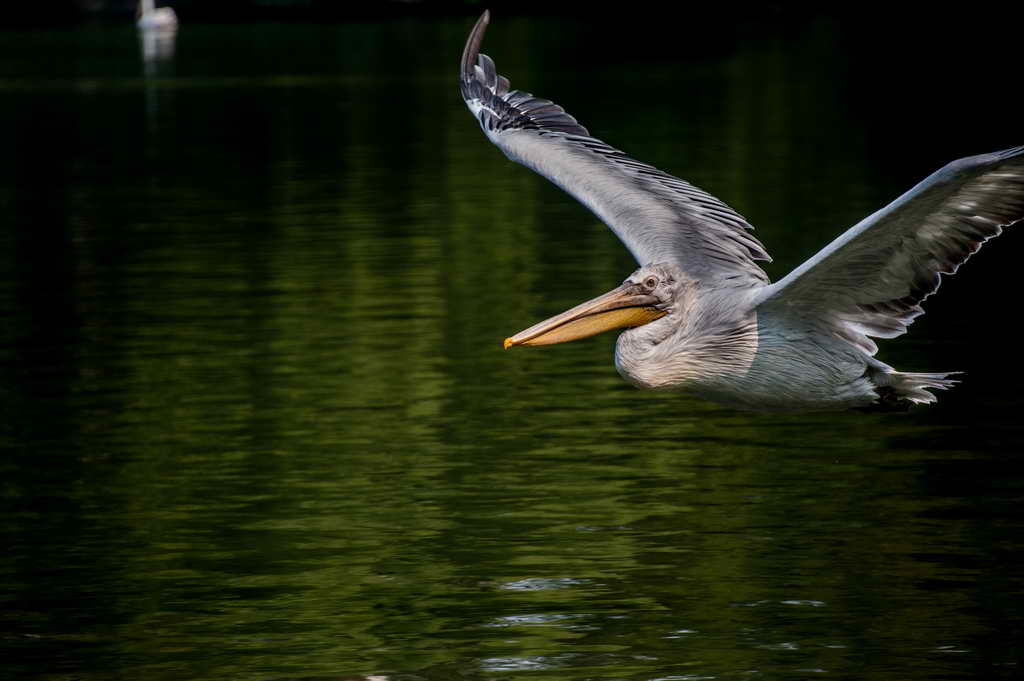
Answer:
136, 0, 178, 30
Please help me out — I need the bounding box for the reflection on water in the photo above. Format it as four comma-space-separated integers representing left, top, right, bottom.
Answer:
1, 13, 1023, 681
139, 26, 177, 66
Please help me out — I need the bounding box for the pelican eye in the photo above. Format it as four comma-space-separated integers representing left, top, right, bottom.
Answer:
643, 276, 658, 290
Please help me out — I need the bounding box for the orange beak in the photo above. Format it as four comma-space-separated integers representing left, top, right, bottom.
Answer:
504, 282, 666, 349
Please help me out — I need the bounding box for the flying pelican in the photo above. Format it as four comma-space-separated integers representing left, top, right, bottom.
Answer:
460, 12, 1024, 411
136, 0, 178, 31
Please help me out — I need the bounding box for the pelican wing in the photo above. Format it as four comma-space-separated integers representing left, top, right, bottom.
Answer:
757, 145, 1024, 355
460, 11, 770, 287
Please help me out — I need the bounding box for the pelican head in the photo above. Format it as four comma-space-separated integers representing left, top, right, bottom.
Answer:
504, 263, 682, 349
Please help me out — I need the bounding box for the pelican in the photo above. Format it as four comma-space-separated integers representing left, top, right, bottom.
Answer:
460, 12, 1024, 411
136, 0, 178, 31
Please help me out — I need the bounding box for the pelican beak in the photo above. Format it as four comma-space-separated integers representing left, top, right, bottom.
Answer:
504, 282, 666, 349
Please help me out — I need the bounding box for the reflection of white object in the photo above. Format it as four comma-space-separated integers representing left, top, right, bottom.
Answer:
139, 25, 176, 63
137, 0, 178, 30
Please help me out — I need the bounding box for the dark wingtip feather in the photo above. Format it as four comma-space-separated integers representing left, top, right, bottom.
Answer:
995, 144, 1024, 161
460, 11, 490, 84
459, 11, 591, 139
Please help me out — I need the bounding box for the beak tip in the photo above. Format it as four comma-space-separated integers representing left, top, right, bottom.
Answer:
503, 337, 514, 350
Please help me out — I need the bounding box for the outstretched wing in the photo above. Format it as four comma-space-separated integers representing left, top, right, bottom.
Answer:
459, 11, 770, 287
756, 146, 1024, 355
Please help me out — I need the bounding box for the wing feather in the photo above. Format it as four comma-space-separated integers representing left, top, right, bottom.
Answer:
459, 11, 770, 287
757, 145, 1024, 355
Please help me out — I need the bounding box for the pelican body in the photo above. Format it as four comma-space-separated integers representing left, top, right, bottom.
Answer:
460, 12, 1024, 411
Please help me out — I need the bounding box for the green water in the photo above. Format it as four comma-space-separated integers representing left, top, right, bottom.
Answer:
1, 13, 1022, 681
